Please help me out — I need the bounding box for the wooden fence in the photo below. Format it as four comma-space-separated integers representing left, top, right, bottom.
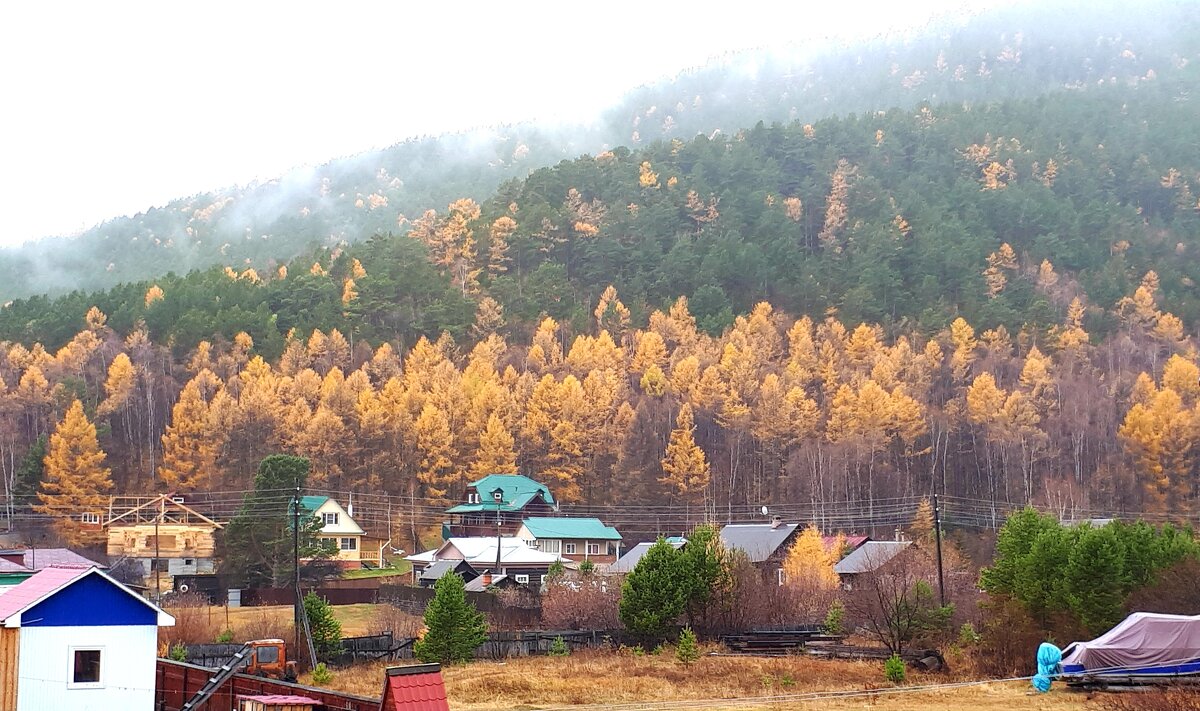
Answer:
155, 658, 380, 711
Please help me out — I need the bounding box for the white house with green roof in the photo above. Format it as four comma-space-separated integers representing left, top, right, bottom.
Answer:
301, 495, 380, 568
516, 517, 622, 564
443, 474, 557, 539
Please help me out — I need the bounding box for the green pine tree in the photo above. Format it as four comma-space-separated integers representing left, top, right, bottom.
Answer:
304, 591, 343, 660
676, 627, 700, 666
619, 538, 690, 639
12, 436, 46, 505
415, 573, 488, 664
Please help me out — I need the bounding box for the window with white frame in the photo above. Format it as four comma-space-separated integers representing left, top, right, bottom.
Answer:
563, 543, 576, 555
539, 539, 562, 554
69, 647, 103, 687
586, 543, 600, 556
322, 512, 339, 526
515, 574, 530, 584
340, 537, 358, 551
777, 568, 786, 586
468, 492, 480, 504
80, 512, 101, 525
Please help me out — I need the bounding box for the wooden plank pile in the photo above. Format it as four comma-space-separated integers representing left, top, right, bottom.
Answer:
720, 629, 844, 656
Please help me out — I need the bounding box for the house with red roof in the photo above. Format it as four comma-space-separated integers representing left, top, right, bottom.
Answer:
379, 663, 450, 711
0, 565, 174, 711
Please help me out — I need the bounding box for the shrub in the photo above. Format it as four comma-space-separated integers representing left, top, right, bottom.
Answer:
311, 662, 333, 685
823, 599, 845, 636
884, 654, 906, 685
579, 559, 596, 574
169, 642, 188, 662
216, 628, 235, 644
958, 622, 981, 646
549, 636, 570, 657
676, 627, 700, 666
414, 573, 488, 664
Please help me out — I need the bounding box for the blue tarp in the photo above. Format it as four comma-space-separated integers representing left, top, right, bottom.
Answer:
1032, 642, 1062, 693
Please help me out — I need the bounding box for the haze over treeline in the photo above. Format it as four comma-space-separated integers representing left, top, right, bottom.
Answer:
7, 0, 1200, 547
0, 0, 1193, 301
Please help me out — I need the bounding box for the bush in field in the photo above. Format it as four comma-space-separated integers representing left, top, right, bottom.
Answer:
415, 573, 487, 664
823, 599, 845, 636
311, 662, 333, 685
884, 654, 906, 684
549, 636, 570, 657
170, 642, 188, 662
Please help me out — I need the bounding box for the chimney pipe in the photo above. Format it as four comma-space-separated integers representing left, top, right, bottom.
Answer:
771, 515, 783, 530
482, 571, 492, 587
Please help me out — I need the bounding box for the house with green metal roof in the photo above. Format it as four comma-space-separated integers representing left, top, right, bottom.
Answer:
442, 474, 557, 540
516, 517, 622, 564
299, 495, 383, 569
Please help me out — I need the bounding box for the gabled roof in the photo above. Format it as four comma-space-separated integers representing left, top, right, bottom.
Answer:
22, 548, 104, 570
605, 539, 685, 574
834, 540, 914, 575
302, 496, 365, 535
446, 474, 555, 513
719, 523, 800, 563
520, 517, 621, 541
407, 537, 564, 567
0, 565, 174, 628
380, 663, 450, 711
417, 559, 475, 582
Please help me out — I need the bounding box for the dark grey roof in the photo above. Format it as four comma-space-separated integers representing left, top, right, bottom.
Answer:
464, 574, 511, 592
719, 523, 799, 563
418, 559, 471, 581
605, 539, 685, 574
833, 540, 913, 575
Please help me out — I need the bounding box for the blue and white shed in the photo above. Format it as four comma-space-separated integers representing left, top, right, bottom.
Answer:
0, 564, 174, 710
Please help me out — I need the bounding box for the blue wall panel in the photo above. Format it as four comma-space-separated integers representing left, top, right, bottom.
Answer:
22, 574, 156, 627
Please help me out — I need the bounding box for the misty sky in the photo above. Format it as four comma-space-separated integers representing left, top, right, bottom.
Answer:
0, 0, 1012, 248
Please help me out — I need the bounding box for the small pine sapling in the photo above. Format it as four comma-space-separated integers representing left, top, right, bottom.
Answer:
885, 654, 907, 684
676, 627, 700, 666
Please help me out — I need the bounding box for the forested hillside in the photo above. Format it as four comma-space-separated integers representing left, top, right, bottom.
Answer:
6, 1, 1200, 547
0, 0, 1194, 301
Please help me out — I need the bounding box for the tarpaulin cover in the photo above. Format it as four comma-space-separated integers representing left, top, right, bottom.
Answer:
1032, 642, 1062, 692
1061, 612, 1200, 676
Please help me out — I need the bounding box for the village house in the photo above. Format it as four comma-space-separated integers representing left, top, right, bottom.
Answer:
105, 494, 222, 585
516, 517, 622, 564
0, 565, 174, 711
301, 496, 384, 569
605, 537, 686, 574
442, 474, 556, 538
833, 540, 914, 590
720, 518, 868, 584
408, 536, 565, 588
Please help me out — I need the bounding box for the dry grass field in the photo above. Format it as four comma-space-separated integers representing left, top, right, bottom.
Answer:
160, 601, 410, 648
304, 650, 1100, 710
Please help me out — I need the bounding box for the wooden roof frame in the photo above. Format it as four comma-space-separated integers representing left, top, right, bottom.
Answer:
105, 493, 223, 529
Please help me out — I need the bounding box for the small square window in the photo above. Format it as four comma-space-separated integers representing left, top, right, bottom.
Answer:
322, 512, 339, 526
564, 543, 577, 555
340, 537, 357, 551
515, 574, 530, 584
184, 559, 194, 566
80, 512, 101, 525
71, 648, 102, 686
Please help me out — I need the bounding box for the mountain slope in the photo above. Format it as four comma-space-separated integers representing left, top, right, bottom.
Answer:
0, 0, 1194, 301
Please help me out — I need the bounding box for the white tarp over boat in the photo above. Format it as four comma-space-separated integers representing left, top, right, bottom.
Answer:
1062, 612, 1200, 679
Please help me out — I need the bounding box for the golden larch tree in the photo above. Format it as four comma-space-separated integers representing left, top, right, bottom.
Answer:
97, 352, 138, 417
35, 400, 113, 546
472, 412, 518, 478
159, 379, 219, 491
782, 523, 839, 590
660, 404, 710, 503
414, 403, 458, 502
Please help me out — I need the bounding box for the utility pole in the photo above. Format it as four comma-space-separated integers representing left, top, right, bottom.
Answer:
292, 486, 301, 665
493, 490, 503, 579
154, 497, 162, 603
933, 493, 945, 606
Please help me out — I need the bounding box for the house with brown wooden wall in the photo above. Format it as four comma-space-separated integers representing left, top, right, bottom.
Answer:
105, 494, 222, 585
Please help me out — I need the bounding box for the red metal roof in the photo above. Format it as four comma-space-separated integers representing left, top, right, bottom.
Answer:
823, 535, 870, 553
380, 664, 450, 711
0, 565, 92, 623
238, 694, 322, 705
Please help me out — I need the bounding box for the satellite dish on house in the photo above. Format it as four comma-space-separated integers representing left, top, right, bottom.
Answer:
178, 584, 190, 593
761, 505, 769, 516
